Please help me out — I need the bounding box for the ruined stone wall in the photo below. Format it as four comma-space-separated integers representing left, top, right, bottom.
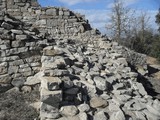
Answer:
0, 0, 91, 38
0, 0, 93, 87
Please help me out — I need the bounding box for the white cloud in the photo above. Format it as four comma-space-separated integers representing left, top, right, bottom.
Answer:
58, 0, 97, 6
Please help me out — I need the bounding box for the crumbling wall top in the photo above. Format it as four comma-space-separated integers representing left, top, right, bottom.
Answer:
0, 0, 39, 12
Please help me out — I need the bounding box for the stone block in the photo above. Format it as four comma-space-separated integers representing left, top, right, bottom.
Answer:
110, 110, 125, 120
0, 40, 11, 50
16, 34, 28, 40
42, 57, 66, 69
93, 76, 111, 91
133, 82, 147, 96
24, 71, 44, 85
9, 59, 24, 66
94, 111, 108, 120
41, 88, 62, 107
0, 62, 8, 75
64, 11, 70, 16
116, 58, 128, 66
40, 110, 60, 119
1, 22, 14, 30
60, 105, 78, 116
11, 78, 25, 87
35, 19, 47, 26
59, 10, 64, 15
18, 67, 32, 73
44, 69, 69, 77
11, 29, 23, 34
3, 56, 20, 62
8, 65, 18, 74
90, 96, 108, 108
6, 48, 19, 56
0, 50, 6, 57
12, 40, 25, 47
18, 47, 28, 52
46, 8, 58, 16
40, 102, 60, 119
43, 46, 64, 56
0, 74, 11, 84
41, 77, 62, 91
19, 71, 33, 77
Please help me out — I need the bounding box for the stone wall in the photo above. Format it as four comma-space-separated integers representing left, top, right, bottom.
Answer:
0, 0, 94, 87
0, 0, 91, 38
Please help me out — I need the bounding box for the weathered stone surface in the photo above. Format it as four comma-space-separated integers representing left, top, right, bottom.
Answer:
133, 82, 147, 96
43, 46, 64, 56
0, 62, 8, 75
60, 105, 79, 116
21, 86, 32, 93
41, 88, 62, 107
94, 111, 108, 120
41, 77, 62, 91
0, 74, 12, 84
110, 110, 125, 120
40, 102, 61, 119
12, 40, 25, 47
40, 110, 61, 119
46, 8, 58, 15
78, 103, 90, 112
90, 96, 108, 108
93, 76, 111, 91
16, 35, 28, 40
1, 22, 14, 29
24, 71, 44, 85
11, 78, 25, 87
79, 112, 88, 120
44, 69, 70, 77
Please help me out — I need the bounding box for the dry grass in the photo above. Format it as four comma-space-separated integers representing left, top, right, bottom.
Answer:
0, 85, 40, 120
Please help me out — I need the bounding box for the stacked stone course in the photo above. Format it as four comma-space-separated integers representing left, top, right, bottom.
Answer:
0, 0, 160, 120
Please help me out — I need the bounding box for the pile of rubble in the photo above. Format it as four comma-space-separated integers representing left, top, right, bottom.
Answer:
36, 38, 160, 120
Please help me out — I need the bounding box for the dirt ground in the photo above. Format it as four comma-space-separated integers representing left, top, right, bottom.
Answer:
0, 85, 40, 120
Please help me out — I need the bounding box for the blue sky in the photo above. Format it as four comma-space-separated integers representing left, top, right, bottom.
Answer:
38, 0, 160, 34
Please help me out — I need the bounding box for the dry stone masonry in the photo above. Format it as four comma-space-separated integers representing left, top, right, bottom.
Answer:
0, 0, 160, 120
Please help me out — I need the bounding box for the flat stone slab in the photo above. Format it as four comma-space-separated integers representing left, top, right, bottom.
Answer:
60, 105, 78, 116
41, 88, 62, 107
41, 77, 62, 91
90, 96, 108, 108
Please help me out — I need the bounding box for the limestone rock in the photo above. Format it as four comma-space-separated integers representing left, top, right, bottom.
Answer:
94, 111, 108, 120
43, 46, 64, 56
110, 110, 125, 120
90, 96, 108, 108
24, 71, 44, 85
41, 77, 62, 91
79, 112, 88, 120
78, 103, 90, 112
41, 88, 62, 107
93, 76, 111, 91
11, 78, 25, 87
60, 105, 79, 116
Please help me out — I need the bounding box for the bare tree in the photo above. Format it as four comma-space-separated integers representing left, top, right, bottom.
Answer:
106, 0, 150, 49
106, 0, 131, 42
